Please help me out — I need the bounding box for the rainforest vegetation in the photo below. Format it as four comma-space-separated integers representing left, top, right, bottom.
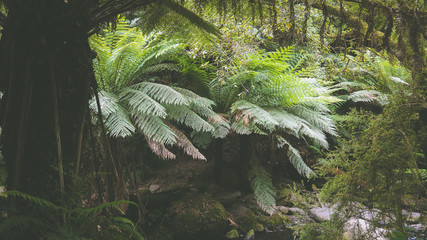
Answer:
0, 0, 425, 239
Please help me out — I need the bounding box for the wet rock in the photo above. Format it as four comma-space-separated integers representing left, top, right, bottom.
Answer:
149, 184, 161, 193
226, 229, 240, 239
168, 193, 228, 239
288, 207, 304, 215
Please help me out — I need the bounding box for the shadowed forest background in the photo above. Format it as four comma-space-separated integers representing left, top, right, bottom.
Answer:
0, 0, 425, 239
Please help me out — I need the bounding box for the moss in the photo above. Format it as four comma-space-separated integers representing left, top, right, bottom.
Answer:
168, 182, 190, 191
168, 193, 228, 237
236, 209, 257, 232
255, 223, 265, 232
265, 213, 290, 230
225, 229, 240, 239
276, 188, 294, 206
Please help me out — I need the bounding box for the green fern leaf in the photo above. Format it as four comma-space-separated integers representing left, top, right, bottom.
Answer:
248, 157, 276, 215
277, 137, 315, 178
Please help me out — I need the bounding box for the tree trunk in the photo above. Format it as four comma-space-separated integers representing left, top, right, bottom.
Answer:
0, 1, 92, 204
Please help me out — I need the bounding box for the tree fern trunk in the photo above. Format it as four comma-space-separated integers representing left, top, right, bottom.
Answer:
0, 1, 92, 204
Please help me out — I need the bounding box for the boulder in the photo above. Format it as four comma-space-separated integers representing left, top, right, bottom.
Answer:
310, 207, 334, 221
168, 193, 228, 239
343, 217, 388, 240
149, 184, 161, 193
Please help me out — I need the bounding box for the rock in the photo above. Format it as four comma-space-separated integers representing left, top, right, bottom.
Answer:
310, 207, 334, 221
226, 229, 240, 239
138, 187, 149, 194
214, 191, 241, 206
237, 207, 257, 232
276, 206, 289, 215
168, 193, 228, 239
403, 210, 421, 223
168, 182, 190, 191
254, 223, 265, 232
288, 207, 304, 215
408, 223, 426, 232
244, 229, 255, 240
265, 213, 290, 230
343, 217, 388, 240
149, 184, 161, 193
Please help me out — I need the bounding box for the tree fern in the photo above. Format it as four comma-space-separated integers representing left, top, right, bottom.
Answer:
211, 46, 334, 187
89, 23, 228, 160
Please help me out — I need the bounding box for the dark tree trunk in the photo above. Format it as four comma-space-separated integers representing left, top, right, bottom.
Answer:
0, 1, 93, 203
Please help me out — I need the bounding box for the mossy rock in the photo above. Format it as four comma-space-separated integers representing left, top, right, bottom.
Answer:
276, 188, 294, 207
168, 193, 228, 239
168, 182, 190, 191
254, 223, 265, 232
265, 213, 290, 230
226, 229, 240, 239
236, 208, 257, 232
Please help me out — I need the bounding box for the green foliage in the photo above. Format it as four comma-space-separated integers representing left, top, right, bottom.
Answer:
90, 20, 229, 160
211, 46, 338, 179
296, 214, 345, 240
0, 191, 143, 240
248, 157, 277, 215
319, 95, 424, 232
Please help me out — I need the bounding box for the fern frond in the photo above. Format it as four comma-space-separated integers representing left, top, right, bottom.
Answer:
119, 87, 167, 118
169, 125, 206, 160
146, 137, 176, 160
166, 105, 214, 133
140, 63, 181, 75
3, 190, 65, 212
132, 82, 189, 106
133, 113, 177, 146
277, 137, 315, 178
248, 157, 276, 215
0, 216, 47, 234
348, 90, 382, 103
210, 115, 230, 139
89, 91, 135, 138
299, 124, 329, 148
231, 100, 278, 131
109, 217, 145, 240
173, 87, 215, 108
290, 105, 338, 137
231, 122, 252, 135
